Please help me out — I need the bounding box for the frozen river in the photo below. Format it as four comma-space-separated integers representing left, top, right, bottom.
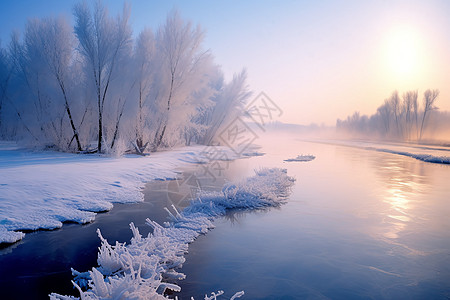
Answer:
1, 133, 449, 299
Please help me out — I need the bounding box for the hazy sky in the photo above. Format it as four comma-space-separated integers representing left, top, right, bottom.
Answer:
1, 0, 449, 125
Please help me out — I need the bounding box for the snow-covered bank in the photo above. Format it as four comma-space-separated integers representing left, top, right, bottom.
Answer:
370, 148, 450, 164
0, 143, 243, 244
313, 140, 450, 165
50, 168, 295, 299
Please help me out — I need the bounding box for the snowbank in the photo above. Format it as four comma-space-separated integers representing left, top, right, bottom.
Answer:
371, 148, 450, 164
316, 140, 450, 165
0, 143, 241, 244
49, 168, 295, 299
284, 154, 315, 162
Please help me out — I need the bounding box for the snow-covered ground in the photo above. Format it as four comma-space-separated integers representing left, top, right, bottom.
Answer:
0, 142, 245, 244
49, 168, 295, 299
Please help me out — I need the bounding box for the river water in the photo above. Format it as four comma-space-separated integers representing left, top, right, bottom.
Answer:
0, 133, 449, 299
175, 133, 450, 299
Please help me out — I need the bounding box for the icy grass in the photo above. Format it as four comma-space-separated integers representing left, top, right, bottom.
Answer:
49, 168, 295, 299
0, 143, 244, 244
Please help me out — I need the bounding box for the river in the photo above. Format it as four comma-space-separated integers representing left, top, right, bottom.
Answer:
175, 133, 450, 299
0, 132, 449, 299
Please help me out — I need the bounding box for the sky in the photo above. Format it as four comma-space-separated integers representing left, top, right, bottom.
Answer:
0, 0, 449, 126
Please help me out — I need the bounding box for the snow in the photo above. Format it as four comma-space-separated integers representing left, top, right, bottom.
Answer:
284, 154, 316, 162
370, 148, 450, 164
0, 142, 241, 244
317, 139, 450, 165
0, 227, 25, 244
49, 168, 294, 299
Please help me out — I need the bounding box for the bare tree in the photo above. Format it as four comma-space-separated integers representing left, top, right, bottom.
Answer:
419, 89, 439, 141
411, 90, 419, 140
388, 91, 402, 138
73, 1, 131, 153
377, 99, 392, 136
402, 90, 417, 141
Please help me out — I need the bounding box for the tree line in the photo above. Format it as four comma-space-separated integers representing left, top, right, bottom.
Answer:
336, 89, 448, 141
0, 2, 251, 154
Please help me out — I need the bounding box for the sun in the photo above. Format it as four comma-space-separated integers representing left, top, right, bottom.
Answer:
383, 26, 424, 81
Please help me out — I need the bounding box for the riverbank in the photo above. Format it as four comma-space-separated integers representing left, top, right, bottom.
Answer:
0, 142, 243, 244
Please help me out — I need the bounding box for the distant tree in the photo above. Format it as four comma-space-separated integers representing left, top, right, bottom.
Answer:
73, 1, 131, 153
377, 99, 392, 136
411, 91, 419, 140
388, 91, 402, 138
337, 89, 444, 142
419, 89, 439, 140
402, 90, 417, 141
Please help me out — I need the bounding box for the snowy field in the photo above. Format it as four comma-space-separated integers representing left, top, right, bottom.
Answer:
0, 142, 247, 244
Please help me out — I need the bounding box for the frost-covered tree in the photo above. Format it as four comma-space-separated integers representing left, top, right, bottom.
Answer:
24, 17, 83, 151
73, 1, 132, 153
7, 31, 43, 143
202, 70, 251, 145
130, 28, 155, 154
0, 2, 252, 154
151, 10, 212, 150
0, 43, 12, 136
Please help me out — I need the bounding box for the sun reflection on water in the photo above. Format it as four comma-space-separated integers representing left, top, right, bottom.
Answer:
375, 157, 430, 241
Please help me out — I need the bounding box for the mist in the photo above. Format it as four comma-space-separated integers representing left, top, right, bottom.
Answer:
336, 89, 450, 145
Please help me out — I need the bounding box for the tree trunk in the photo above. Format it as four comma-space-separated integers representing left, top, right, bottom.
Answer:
154, 74, 174, 150
98, 110, 103, 153
419, 111, 427, 141
58, 79, 82, 152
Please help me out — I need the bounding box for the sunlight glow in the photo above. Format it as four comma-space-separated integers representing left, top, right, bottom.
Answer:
383, 26, 424, 81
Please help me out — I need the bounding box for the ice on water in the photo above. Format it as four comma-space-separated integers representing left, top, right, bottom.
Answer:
284, 154, 316, 162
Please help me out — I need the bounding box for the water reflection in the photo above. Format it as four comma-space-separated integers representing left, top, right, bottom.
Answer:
373, 155, 430, 240
178, 139, 450, 299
